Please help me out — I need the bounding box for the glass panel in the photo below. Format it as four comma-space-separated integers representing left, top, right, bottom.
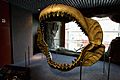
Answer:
65, 21, 88, 52
92, 17, 119, 31
103, 32, 118, 51
65, 17, 120, 52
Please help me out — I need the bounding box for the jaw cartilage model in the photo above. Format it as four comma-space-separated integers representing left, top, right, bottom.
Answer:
37, 4, 105, 71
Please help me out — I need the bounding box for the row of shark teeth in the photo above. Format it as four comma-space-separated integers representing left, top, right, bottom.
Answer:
40, 11, 87, 36
46, 53, 80, 71
40, 12, 75, 22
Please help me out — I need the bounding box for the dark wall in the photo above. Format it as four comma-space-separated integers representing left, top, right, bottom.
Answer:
32, 15, 41, 54
11, 5, 33, 64
0, 1, 11, 66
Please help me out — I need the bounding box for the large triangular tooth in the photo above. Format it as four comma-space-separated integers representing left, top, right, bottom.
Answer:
74, 20, 77, 23
68, 64, 72, 68
54, 62, 58, 66
74, 61, 78, 66
63, 12, 67, 17
47, 14, 51, 18
57, 66, 60, 69
69, 64, 74, 69
76, 58, 81, 63
46, 56, 51, 59
57, 64, 61, 69
61, 64, 65, 70
64, 64, 69, 69
57, 12, 59, 16
64, 64, 68, 67
48, 60, 53, 66
59, 12, 63, 17
67, 64, 72, 68
53, 63, 57, 68
41, 16, 44, 20
47, 60, 51, 64
63, 64, 67, 67
74, 58, 78, 63
52, 13, 56, 17
45, 15, 47, 18
61, 64, 64, 67
58, 64, 61, 66
49, 62, 53, 66
49, 13, 52, 18
50, 61, 55, 65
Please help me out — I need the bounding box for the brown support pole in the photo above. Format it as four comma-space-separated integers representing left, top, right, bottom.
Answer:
103, 53, 106, 73
80, 61, 83, 80
59, 22, 65, 47
107, 57, 111, 80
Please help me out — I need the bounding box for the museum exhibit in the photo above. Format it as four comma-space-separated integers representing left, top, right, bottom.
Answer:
0, 0, 120, 80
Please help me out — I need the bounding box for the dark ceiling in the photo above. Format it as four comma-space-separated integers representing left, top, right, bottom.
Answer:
7, 0, 120, 22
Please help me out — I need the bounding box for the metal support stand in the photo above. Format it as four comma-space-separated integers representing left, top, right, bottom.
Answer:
107, 57, 111, 80
28, 46, 30, 66
25, 51, 27, 67
103, 53, 106, 73
80, 61, 83, 80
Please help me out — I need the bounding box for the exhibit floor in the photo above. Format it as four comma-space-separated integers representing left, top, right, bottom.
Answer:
15, 53, 120, 80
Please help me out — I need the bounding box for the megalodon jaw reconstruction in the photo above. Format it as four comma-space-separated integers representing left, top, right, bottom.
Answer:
37, 4, 105, 71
